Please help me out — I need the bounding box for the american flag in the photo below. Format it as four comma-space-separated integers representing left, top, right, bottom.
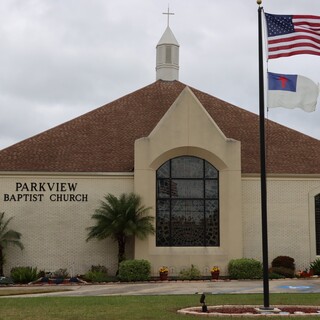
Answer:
265, 13, 320, 59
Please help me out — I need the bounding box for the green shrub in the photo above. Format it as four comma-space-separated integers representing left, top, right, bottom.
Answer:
90, 265, 108, 274
179, 264, 201, 280
118, 259, 151, 282
10, 266, 38, 284
84, 265, 108, 282
53, 268, 69, 279
309, 258, 320, 275
228, 258, 263, 279
84, 271, 109, 282
37, 270, 46, 278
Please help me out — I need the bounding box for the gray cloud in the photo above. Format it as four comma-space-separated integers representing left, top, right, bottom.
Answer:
0, 0, 319, 149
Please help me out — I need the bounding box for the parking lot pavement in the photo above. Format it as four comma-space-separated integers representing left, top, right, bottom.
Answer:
2, 278, 320, 297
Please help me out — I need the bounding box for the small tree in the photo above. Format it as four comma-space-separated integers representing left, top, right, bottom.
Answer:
86, 193, 154, 269
0, 212, 24, 276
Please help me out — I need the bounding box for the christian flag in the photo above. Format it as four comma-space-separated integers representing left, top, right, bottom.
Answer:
267, 72, 319, 112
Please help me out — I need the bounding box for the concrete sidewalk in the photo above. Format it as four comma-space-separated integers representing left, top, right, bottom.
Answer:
1, 278, 320, 297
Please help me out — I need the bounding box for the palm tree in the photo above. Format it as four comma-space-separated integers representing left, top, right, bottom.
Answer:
0, 212, 24, 276
86, 193, 154, 267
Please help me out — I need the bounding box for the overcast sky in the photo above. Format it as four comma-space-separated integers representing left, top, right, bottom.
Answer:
0, 0, 319, 150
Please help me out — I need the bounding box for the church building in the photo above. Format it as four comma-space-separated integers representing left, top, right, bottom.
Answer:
1, 23, 320, 277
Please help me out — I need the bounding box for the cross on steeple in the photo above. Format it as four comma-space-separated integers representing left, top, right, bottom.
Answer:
163, 6, 174, 27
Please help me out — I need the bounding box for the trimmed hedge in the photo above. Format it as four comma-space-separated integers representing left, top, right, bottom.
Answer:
118, 259, 151, 282
228, 258, 263, 279
271, 256, 295, 270
271, 256, 295, 278
271, 266, 295, 278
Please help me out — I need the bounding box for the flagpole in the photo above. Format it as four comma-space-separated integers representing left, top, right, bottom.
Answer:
257, 1, 270, 309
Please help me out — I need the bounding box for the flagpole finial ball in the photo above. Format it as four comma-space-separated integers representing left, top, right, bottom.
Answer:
257, 0, 262, 5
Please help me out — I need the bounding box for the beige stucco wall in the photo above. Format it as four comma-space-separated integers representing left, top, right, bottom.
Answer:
242, 175, 320, 271
134, 87, 242, 276
0, 173, 133, 276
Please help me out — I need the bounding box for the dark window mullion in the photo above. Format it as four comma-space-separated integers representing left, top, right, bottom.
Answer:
156, 156, 219, 247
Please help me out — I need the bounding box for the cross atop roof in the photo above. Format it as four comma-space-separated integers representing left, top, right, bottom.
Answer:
163, 6, 174, 27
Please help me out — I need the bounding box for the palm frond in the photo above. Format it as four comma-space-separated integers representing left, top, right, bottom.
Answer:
86, 193, 154, 264
0, 214, 24, 250
0, 212, 13, 237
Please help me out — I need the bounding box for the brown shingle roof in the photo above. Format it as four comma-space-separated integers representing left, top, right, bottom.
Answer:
0, 80, 319, 174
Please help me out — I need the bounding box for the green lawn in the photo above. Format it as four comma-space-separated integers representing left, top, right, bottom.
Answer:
0, 294, 320, 320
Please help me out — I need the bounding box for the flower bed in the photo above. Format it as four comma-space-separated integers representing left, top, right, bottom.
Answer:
178, 305, 320, 316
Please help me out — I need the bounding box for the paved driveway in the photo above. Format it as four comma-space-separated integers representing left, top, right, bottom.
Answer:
2, 278, 320, 297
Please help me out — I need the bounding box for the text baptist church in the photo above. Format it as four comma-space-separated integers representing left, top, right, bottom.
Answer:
0, 21, 320, 277
3, 182, 88, 202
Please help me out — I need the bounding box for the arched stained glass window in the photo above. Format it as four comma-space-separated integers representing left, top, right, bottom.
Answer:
156, 156, 219, 247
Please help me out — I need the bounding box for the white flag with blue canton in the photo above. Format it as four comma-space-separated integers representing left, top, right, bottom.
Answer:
267, 72, 319, 112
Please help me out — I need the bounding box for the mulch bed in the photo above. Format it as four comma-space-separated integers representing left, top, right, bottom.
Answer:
179, 305, 320, 316
207, 306, 320, 314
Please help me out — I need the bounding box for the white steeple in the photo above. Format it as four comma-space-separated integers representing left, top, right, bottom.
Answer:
156, 9, 179, 81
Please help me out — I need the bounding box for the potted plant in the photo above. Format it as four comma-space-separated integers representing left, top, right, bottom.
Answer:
296, 269, 313, 278
210, 266, 220, 280
159, 266, 169, 280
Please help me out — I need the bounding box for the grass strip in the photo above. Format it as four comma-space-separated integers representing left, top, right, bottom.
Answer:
0, 288, 72, 296
1, 293, 320, 319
